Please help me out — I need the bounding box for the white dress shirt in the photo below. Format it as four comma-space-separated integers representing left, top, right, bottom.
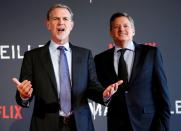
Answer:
49, 40, 72, 116
114, 41, 135, 81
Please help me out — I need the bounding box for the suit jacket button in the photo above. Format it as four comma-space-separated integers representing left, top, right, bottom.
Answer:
125, 91, 128, 94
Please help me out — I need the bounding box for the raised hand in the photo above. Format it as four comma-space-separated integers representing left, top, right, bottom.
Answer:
12, 78, 33, 99
103, 80, 123, 98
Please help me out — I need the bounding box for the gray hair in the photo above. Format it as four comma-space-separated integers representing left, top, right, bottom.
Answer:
46, 3, 73, 21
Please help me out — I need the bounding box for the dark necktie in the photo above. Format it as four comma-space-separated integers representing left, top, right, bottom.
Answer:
57, 46, 71, 115
118, 49, 128, 84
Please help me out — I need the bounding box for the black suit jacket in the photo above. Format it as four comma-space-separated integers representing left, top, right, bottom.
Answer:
16, 41, 104, 131
94, 42, 171, 131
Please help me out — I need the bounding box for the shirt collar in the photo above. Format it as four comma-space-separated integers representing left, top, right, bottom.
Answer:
50, 40, 71, 51
114, 41, 135, 53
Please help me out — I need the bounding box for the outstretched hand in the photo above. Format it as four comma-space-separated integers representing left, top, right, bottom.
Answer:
103, 80, 123, 98
12, 77, 33, 99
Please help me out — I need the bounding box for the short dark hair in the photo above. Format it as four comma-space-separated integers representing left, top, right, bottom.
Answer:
110, 12, 135, 30
46, 3, 73, 20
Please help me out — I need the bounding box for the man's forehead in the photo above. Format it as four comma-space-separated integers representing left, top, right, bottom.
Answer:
50, 8, 71, 16
52, 8, 70, 13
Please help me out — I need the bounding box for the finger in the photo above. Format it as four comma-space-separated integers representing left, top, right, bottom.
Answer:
28, 88, 33, 97
21, 80, 30, 87
21, 82, 32, 95
20, 80, 31, 91
117, 80, 123, 86
103, 87, 111, 97
111, 86, 115, 94
20, 87, 33, 99
23, 81, 31, 90
113, 83, 119, 90
103, 91, 107, 97
12, 77, 21, 86
24, 84, 32, 94
106, 91, 110, 97
113, 80, 124, 91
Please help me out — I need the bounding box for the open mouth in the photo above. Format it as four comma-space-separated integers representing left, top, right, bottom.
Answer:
57, 28, 65, 32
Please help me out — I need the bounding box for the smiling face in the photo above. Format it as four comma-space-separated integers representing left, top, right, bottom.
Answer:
110, 16, 135, 48
46, 7, 74, 44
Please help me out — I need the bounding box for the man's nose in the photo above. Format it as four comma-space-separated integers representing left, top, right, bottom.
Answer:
58, 18, 64, 24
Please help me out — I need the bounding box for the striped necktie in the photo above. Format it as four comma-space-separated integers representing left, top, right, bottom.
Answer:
57, 46, 71, 115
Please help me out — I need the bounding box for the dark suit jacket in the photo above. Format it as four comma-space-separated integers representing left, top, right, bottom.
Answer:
16, 41, 104, 131
94, 42, 171, 131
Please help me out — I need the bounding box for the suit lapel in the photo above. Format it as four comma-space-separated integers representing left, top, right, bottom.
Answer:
39, 42, 58, 97
107, 48, 119, 81
128, 43, 143, 87
69, 44, 78, 95
70, 44, 75, 87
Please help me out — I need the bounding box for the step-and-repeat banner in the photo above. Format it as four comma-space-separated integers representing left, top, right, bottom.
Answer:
0, 0, 181, 130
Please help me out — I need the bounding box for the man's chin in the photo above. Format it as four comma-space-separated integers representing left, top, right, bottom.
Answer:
57, 35, 66, 40
56, 35, 69, 42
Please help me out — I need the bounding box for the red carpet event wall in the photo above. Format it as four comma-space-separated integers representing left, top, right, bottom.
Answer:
0, 0, 181, 130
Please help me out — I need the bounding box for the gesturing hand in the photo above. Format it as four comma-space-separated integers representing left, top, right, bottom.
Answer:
103, 80, 123, 98
12, 78, 33, 99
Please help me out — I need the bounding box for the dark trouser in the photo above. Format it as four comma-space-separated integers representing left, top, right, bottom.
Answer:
108, 91, 133, 131
59, 114, 77, 131
108, 116, 132, 131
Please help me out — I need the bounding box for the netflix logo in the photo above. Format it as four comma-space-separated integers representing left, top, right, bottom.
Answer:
0, 44, 43, 60
0, 105, 22, 119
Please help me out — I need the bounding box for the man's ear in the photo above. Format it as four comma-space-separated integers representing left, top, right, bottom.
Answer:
132, 28, 135, 36
132, 31, 135, 36
109, 30, 113, 37
45, 20, 51, 30
70, 21, 74, 31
